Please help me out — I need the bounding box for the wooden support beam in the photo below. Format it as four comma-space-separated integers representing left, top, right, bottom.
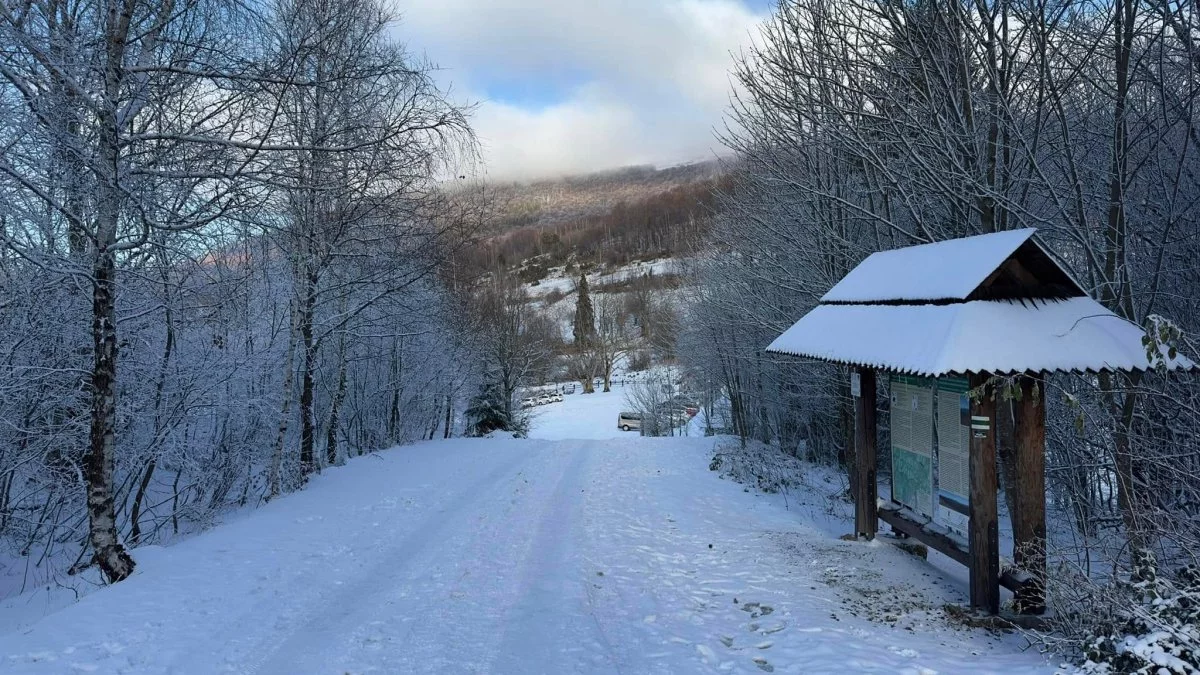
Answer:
969, 373, 1000, 614
878, 502, 968, 566
854, 369, 878, 539
1013, 375, 1047, 614
877, 502, 1033, 595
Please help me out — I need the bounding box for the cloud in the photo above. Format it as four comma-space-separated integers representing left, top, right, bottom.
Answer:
393, 0, 767, 180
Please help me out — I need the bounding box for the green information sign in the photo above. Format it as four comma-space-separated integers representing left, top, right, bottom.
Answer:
891, 375, 935, 518
892, 447, 933, 514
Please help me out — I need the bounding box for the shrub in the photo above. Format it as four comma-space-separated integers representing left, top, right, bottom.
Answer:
1073, 551, 1200, 674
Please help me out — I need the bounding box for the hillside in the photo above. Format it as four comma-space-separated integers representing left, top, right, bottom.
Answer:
489, 162, 724, 230
457, 161, 729, 276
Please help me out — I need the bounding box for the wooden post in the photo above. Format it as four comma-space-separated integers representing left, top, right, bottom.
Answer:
1013, 375, 1047, 614
854, 369, 878, 539
968, 372, 1000, 614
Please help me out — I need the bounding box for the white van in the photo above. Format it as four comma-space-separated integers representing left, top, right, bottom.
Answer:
617, 412, 642, 432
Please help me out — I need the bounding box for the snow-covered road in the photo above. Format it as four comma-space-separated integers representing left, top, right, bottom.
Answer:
0, 392, 1054, 674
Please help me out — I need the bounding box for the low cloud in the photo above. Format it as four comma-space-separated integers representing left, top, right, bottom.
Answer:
394, 0, 766, 180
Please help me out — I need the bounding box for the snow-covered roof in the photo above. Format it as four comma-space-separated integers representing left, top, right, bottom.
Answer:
766, 297, 1193, 376
821, 229, 1040, 303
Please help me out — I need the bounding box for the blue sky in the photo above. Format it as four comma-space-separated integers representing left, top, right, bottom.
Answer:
393, 0, 773, 179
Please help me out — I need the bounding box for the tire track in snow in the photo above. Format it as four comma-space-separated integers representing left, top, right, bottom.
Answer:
384, 444, 581, 673
488, 442, 623, 674
239, 445, 539, 675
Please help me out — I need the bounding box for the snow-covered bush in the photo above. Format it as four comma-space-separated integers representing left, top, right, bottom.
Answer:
708, 439, 805, 495
1058, 552, 1200, 674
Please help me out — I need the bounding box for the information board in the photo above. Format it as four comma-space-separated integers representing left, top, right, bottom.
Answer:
890, 375, 935, 519
935, 377, 971, 537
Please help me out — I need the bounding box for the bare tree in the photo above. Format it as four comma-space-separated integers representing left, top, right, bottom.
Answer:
0, 0, 277, 583
468, 273, 553, 429
262, 0, 471, 480
0, 0, 480, 591
591, 294, 638, 393
685, 0, 1200, 664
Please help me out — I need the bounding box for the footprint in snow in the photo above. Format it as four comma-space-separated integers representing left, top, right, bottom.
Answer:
739, 602, 775, 618
752, 622, 786, 635
753, 656, 775, 672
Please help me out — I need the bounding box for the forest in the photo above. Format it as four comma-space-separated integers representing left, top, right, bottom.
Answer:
676, 0, 1200, 665
0, 0, 486, 591
2, 0, 1199, 669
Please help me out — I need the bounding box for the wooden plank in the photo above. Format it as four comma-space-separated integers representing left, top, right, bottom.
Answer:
969, 373, 1000, 614
1013, 375, 1047, 614
878, 502, 1031, 594
878, 503, 968, 566
854, 369, 878, 539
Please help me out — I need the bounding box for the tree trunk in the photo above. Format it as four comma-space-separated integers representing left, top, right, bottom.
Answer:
128, 459, 157, 545
325, 348, 348, 467
388, 340, 401, 441
269, 302, 299, 499
86, 248, 135, 583
1102, 0, 1146, 560
299, 276, 317, 478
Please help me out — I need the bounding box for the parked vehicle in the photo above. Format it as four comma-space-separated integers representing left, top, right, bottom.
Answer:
521, 398, 536, 409
551, 393, 563, 403
537, 394, 553, 405
563, 383, 576, 394
618, 412, 642, 432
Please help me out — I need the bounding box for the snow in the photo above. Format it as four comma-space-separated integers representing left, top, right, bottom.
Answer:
821, 229, 1036, 303
0, 389, 1055, 674
529, 273, 576, 298
526, 387, 631, 440
526, 258, 681, 298
768, 296, 1194, 375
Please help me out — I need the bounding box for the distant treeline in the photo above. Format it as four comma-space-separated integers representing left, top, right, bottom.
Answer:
462, 174, 731, 272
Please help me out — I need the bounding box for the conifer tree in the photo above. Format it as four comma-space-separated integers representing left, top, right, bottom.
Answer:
573, 274, 596, 345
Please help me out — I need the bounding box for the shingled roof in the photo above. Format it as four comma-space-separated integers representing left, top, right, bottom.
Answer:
766, 230, 1194, 375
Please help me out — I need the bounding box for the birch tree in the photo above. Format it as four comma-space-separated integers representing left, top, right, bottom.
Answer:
0, 0, 272, 583
0, 0, 480, 591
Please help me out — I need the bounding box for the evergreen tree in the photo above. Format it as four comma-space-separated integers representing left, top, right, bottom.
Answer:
573, 274, 595, 345
465, 377, 527, 437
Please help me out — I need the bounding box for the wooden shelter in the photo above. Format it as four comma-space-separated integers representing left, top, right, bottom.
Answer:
766, 229, 1194, 615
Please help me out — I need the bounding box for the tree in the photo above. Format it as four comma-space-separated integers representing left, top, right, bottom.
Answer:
591, 294, 637, 393
566, 347, 602, 395
0, 0, 478, 591
263, 0, 471, 481
465, 378, 526, 437
0, 0, 274, 584
572, 273, 595, 345
469, 274, 551, 424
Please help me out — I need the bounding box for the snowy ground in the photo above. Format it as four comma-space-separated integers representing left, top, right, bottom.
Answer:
525, 258, 681, 299
0, 389, 1057, 674
525, 383, 639, 440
